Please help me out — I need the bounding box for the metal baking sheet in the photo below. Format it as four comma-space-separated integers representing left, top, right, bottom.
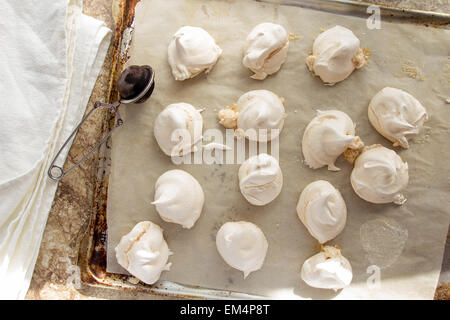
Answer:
78, 0, 450, 299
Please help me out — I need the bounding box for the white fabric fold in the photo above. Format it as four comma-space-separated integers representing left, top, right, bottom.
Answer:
0, 0, 111, 299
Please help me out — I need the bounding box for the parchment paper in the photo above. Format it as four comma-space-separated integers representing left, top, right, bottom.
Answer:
106, 0, 450, 299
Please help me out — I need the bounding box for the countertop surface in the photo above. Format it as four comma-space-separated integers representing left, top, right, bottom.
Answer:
25, 0, 449, 300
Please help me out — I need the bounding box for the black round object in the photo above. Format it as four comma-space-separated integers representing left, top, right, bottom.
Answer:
117, 65, 154, 103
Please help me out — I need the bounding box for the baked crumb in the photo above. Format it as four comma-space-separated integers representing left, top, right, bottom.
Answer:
218, 104, 239, 129
344, 148, 362, 164
402, 61, 425, 81
353, 48, 370, 69
288, 33, 299, 41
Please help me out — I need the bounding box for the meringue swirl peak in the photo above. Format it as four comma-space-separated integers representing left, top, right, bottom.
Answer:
216, 221, 268, 278
218, 89, 286, 142
168, 26, 222, 81
301, 245, 353, 290
152, 169, 205, 229
368, 87, 428, 149
297, 180, 347, 244
239, 153, 283, 206
243, 22, 289, 80
115, 221, 172, 285
302, 110, 364, 171
351, 144, 409, 205
154, 102, 203, 157
306, 25, 368, 85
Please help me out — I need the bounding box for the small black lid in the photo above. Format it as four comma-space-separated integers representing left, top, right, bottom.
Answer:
117, 65, 154, 103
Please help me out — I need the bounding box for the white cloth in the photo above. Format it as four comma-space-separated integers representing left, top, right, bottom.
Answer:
0, 0, 111, 299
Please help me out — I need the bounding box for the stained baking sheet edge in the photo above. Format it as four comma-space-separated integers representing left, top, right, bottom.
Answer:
77, 0, 450, 300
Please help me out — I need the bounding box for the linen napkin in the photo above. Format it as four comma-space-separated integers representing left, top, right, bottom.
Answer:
0, 0, 111, 299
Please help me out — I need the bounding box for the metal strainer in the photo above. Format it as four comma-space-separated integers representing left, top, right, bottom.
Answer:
48, 65, 155, 180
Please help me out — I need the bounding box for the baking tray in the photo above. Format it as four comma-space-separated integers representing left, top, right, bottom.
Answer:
77, 0, 450, 299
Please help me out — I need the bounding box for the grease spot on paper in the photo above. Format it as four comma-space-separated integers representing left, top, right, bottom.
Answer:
360, 217, 408, 269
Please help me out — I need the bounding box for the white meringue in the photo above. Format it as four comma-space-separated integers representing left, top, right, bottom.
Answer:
219, 90, 286, 141
239, 153, 283, 206
306, 25, 367, 85
168, 26, 222, 81
297, 180, 347, 244
154, 103, 203, 157
368, 87, 428, 149
302, 110, 364, 171
351, 145, 409, 205
242, 22, 289, 80
216, 221, 268, 278
301, 246, 353, 290
115, 221, 172, 285
152, 169, 204, 229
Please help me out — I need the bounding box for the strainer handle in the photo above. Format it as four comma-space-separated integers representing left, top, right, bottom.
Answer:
48, 101, 122, 181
